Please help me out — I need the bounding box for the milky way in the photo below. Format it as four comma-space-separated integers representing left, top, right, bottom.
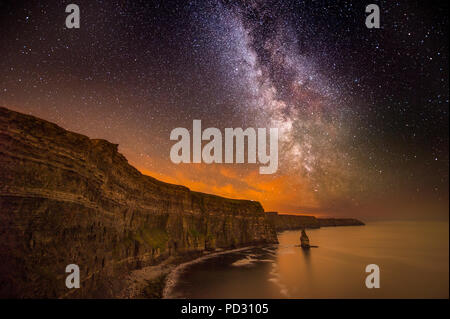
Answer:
197, 1, 357, 205
0, 0, 448, 219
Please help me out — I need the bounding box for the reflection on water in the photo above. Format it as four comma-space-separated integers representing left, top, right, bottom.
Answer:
170, 221, 449, 298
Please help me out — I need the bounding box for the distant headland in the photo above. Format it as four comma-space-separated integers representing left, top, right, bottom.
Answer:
265, 212, 364, 232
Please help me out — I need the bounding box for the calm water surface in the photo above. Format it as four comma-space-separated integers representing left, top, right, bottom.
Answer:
170, 221, 449, 298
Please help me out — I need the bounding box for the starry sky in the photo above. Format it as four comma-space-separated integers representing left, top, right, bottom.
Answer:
0, 0, 448, 220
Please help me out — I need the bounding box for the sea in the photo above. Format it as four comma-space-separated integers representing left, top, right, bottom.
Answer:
167, 221, 449, 298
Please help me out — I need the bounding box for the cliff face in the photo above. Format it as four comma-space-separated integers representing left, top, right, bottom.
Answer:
266, 212, 364, 231
266, 212, 320, 230
0, 107, 277, 298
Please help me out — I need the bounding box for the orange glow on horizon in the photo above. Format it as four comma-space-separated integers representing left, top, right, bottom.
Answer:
137, 164, 325, 217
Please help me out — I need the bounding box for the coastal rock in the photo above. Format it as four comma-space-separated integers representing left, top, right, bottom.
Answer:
300, 229, 310, 249
0, 106, 278, 298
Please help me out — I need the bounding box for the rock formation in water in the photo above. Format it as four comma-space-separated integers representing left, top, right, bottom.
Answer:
266, 212, 364, 232
0, 106, 278, 298
300, 229, 310, 249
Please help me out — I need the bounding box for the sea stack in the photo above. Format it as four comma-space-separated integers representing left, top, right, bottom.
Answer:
300, 229, 310, 249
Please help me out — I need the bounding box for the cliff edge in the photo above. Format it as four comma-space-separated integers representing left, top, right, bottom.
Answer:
0, 106, 278, 298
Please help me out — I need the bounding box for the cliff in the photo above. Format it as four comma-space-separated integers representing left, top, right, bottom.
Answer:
266, 212, 320, 230
0, 106, 278, 298
266, 212, 364, 231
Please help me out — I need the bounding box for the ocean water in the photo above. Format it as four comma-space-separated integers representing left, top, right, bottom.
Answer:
168, 221, 449, 298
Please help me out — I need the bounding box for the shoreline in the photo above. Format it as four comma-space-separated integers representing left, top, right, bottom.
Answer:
119, 246, 267, 298
162, 246, 268, 299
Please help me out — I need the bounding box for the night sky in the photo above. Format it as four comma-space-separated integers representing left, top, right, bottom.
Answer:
0, 0, 448, 220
